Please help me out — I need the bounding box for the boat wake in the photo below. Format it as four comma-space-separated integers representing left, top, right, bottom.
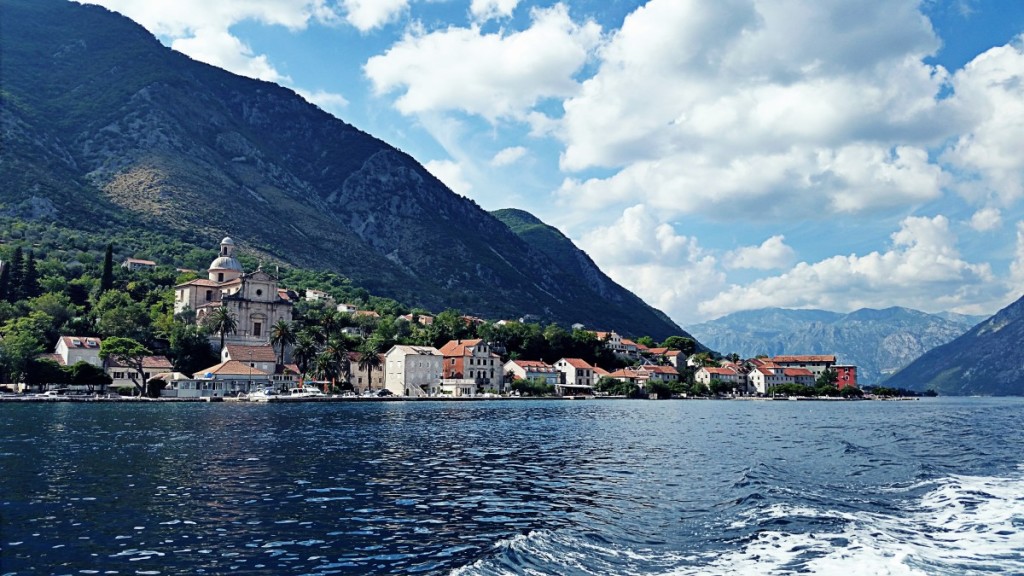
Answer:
454, 466, 1024, 575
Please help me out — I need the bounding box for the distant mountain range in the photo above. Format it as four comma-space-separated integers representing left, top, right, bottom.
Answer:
688, 307, 983, 385
0, 0, 687, 340
885, 295, 1024, 395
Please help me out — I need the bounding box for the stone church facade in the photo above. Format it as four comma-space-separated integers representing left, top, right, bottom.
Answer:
174, 237, 292, 350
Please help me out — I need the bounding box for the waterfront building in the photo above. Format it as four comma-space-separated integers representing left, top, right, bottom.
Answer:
107, 355, 173, 390
439, 339, 502, 394
836, 365, 858, 389
504, 359, 560, 387
384, 345, 443, 397
53, 336, 103, 369
553, 358, 597, 395
770, 355, 836, 378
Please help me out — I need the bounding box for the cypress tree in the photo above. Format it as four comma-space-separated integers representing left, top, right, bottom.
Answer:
7, 246, 23, 302
0, 259, 9, 302
100, 243, 114, 293
21, 251, 39, 300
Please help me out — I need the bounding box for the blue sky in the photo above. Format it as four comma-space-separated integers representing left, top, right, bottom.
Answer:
80, 0, 1024, 328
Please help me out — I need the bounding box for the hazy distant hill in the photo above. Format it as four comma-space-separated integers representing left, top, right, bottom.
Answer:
885, 296, 1024, 395
689, 307, 978, 385
0, 0, 689, 340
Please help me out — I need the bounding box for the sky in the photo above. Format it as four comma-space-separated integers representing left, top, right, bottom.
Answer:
78, 0, 1024, 328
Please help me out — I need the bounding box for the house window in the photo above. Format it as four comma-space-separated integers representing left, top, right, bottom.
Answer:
253, 322, 262, 337
205, 290, 212, 301
256, 289, 263, 296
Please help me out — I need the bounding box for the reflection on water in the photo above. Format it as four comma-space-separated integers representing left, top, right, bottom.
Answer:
2, 398, 1023, 575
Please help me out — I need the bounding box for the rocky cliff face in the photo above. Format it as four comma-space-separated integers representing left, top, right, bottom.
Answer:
885, 296, 1024, 395
689, 307, 978, 385
0, 0, 687, 339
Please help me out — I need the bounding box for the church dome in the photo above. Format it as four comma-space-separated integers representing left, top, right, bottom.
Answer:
209, 256, 243, 271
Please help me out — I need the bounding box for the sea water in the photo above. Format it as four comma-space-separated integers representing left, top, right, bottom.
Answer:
1, 398, 1022, 575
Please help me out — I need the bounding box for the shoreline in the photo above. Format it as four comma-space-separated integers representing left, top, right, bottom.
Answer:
0, 394, 922, 403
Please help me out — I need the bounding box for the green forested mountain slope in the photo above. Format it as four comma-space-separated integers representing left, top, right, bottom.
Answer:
0, 0, 686, 339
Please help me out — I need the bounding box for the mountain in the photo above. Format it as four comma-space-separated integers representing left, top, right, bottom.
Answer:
688, 307, 977, 385
0, 0, 688, 340
885, 296, 1024, 395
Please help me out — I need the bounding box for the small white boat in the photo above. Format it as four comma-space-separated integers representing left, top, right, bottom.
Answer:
247, 388, 279, 402
282, 386, 326, 399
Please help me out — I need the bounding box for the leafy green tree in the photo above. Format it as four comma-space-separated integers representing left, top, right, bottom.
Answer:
510, 377, 554, 397
167, 323, 217, 375
661, 336, 696, 356
202, 306, 237, 352
636, 335, 655, 348
25, 358, 69, 388
99, 337, 153, 397
816, 367, 838, 387
94, 290, 149, 340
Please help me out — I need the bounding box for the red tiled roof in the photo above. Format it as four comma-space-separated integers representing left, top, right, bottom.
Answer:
124, 258, 156, 265
439, 339, 484, 357
194, 360, 269, 378
176, 278, 222, 288
783, 368, 815, 377
225, 344, 278, 363
60, 336, 102, 350
512, 360, 552, 369
647, 347, 669, 355
38, 352, 66, 366
647, 365, 679, 375
704, 367, 737, 375
106, 355, 174, 369
772, 355, 836, 363
559, 358, 594, 369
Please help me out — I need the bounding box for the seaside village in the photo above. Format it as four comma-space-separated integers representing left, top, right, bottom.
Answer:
31, 237, 858, 400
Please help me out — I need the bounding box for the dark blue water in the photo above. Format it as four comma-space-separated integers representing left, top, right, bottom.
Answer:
2, 398, 1023, 575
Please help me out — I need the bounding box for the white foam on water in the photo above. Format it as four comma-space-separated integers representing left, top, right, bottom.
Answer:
453, 467, 1024, 576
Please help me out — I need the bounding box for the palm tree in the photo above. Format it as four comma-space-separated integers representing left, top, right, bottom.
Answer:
357, 337, 385, 392
202, 306, 237, 352
269, 319, 295, 366
292, 332, 317, 387
320, 336, 349, 392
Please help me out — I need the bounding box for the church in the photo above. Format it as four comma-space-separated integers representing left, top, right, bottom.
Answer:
174, 237, 293, 349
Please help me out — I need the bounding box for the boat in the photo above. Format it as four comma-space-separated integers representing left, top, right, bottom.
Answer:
246, 388, 280, 402
281, 386, 327, 399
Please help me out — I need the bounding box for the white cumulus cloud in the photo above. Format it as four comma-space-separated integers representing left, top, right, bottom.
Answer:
699, 215, 996, 320
969, 207, 1002, 232
471, 0, 520, 22
726, 236, 796, 270
491, 146, 527, 166
365, 3, 601, 121
576, 205, 727, 327
425, 159, 472, 197
79, 0, 341, 83
342, 0, 407, 32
